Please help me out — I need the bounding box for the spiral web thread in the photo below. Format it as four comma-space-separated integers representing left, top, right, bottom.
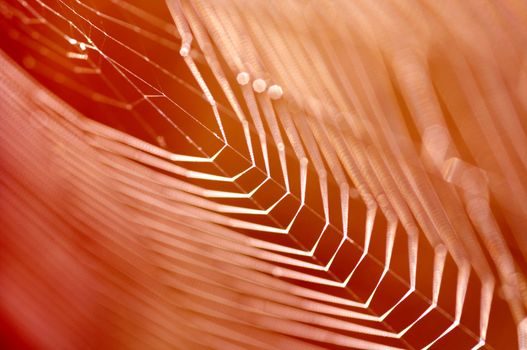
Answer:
1, 0, 527, 349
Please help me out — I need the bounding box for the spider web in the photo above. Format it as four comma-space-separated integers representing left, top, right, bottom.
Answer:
1, 0, 526, 349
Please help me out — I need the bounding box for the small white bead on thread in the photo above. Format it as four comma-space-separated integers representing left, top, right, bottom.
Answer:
179, 45, 190, 57
268, 84, 283, 100
236, 72, 250, 86
252, 78, 267, 93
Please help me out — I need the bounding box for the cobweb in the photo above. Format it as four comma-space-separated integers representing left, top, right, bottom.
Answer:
1, 0, 527, 349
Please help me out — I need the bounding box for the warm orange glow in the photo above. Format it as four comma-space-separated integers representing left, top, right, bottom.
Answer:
1, 1, 527, 349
